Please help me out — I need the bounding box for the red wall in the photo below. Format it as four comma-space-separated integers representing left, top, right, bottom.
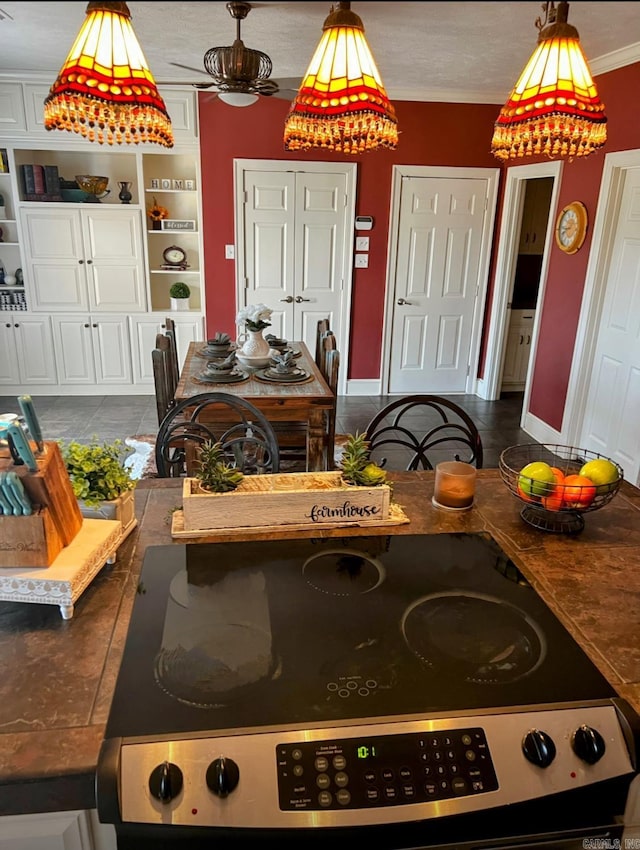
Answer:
199, 98, 499, 378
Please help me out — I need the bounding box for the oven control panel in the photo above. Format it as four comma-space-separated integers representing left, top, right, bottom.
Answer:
276, 728, 498, 811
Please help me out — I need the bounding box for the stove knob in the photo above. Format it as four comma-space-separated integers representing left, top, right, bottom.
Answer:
206, 757, 240, 798
572, 725, 606, 764
149, 761, 183, 803
522, 729, 556, 767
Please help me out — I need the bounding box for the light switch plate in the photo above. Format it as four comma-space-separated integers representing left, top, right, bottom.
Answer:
355, 236, 370, 251
225, 244, 235, 259
355, 254, 369, 268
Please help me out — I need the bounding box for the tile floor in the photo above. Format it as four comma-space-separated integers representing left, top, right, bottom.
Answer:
0, 391, 534, 469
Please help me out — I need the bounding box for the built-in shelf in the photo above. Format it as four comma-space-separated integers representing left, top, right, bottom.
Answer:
151, 269, 200, 275
144, 189, 197, 195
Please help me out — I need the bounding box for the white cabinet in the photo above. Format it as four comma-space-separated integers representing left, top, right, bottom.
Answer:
0, 314, 57, 385
502, 310, 535, 389
518, 178, 553, 255
0, 809, 99, 849
52, 314, 132, 386
130, 313, 204, 384
20, 207, 146, 313
0, 82, 27, 136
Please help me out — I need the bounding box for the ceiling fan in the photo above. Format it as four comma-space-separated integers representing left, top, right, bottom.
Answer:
161, 1, 299, 106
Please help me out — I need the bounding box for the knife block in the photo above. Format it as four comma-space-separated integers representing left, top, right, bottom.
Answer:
0, 507, 64, 567
0, 441, 83, 547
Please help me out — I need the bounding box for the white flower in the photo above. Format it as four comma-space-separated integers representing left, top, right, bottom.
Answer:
236, 303, 273, 331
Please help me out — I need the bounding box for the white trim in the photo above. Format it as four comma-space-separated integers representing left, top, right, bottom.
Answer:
522, 409, 563, 446
381, 165, 499, 396
480, 161, 562, 406
232, 158, 356, 396
562, 149, 640, 449
590, 42, 640, 77
345, 378, 382, 396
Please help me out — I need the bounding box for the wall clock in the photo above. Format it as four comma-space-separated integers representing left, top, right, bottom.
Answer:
555, 201, 588, 254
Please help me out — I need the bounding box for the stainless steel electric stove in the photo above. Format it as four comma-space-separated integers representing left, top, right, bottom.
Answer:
97, 533, 640, 849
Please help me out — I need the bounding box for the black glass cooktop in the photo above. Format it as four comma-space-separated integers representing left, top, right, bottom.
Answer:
106, 533, 614, 740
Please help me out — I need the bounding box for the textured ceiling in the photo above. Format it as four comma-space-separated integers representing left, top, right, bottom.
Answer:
0, 1, 639, 103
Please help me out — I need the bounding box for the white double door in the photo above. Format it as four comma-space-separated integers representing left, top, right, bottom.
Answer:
386, 170, 497, 394
235, 160, 356, 369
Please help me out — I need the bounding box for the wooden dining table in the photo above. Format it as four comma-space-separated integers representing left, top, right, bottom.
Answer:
174, 341, 336, 471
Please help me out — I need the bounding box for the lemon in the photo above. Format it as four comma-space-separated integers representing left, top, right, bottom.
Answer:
579, 458, 619, 494
517, 461, 556, 498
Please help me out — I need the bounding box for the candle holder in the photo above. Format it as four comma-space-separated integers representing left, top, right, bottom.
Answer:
433, 461, 477, 511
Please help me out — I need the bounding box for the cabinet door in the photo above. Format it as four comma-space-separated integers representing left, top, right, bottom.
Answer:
0, 809, 95, 849
173, 315, 204, 369
82, 209, 146, 313
0, 82, 27, 136
14, 316, 58, 384
20, 208, 88, 311
129, 316, 164, 384
52, 316, 96, 384
92, 315, 133, 384
0, 318, 20, 384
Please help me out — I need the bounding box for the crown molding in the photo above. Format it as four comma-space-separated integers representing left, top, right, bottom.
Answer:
590, 41, 640, 75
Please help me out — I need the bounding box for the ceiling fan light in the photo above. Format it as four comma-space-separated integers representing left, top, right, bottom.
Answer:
218, 91, 259, 107
44, 1, 173, 147
284, 1, 398, 154
491, 1, 606, 161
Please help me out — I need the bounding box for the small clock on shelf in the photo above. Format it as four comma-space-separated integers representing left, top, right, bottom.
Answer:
555, 201, 588, 254
160, 245, 190, 271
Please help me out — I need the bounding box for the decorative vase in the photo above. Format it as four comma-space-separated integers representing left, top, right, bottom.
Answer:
240, 329, 271, 359
152, 219, 162, 230
118, 181, 133, 204
170, 296, 190, 311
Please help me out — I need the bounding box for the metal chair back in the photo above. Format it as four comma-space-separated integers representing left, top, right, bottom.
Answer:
155, 392, 280, 478
364, 395, 483, 471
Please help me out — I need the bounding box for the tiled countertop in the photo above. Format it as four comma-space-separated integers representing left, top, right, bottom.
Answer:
0, 470, 639, 816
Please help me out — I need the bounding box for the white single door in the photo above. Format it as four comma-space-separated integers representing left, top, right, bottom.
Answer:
389, 176, 488, 393
238, 163, 354, 364
579, 167, 640, 483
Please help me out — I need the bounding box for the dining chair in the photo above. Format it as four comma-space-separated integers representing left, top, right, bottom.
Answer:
315, 318, 331, 368
363, 395, 483, 471
318, 330, 337, 381
155, 392, 280, 478
161, 318, 180, 395
323, 348, 340, 469
152, 335, 175, 426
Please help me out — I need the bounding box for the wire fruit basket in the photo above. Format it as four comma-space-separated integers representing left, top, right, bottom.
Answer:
499, 444, 623, 534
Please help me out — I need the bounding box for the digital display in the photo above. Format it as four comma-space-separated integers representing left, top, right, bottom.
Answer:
356, 744, 378, 759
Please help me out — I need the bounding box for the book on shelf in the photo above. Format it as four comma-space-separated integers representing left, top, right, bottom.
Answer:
43, 165, 60, 195
33, 165, 46, 195
24, 193, 63, 202
20, 164, 36, 194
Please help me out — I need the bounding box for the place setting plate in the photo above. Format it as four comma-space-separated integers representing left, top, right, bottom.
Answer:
269, 346, 302, 359
255, 367, 312, 384
192, 368, 249, 385
195, 342, 238, 360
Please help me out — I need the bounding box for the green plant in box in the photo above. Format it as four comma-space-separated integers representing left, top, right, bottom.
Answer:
169, 282, 190, 299
60, 438, 136, 508
340, 432, 388, 487
195, 440, 244, 493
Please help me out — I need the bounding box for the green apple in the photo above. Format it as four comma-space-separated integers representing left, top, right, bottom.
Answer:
518, 461, 556, 498
579, 458, 619, 494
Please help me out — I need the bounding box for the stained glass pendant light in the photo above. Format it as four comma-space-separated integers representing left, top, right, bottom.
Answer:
44, 1, 173, 147
491, 1, 606, 161
283, 1, 398, 155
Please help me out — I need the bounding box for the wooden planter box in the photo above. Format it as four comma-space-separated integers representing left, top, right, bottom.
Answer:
78, 489, 137, 538
181, 471, 391, 532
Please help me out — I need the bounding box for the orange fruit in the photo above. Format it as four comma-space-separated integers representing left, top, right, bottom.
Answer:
561, 474, 596, 508
517, 484, 538, 503
550, 467, 566, 484
541, 493, 564, 511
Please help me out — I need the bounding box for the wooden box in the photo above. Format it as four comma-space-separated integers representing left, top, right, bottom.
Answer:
181, 471, 391, 532
0, 507, 64, 567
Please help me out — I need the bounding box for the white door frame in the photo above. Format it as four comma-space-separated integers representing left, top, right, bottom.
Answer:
479, 160, 562, 403
233, 158, 357, 395
562, 149, 640, 481
382, 165, 500, 396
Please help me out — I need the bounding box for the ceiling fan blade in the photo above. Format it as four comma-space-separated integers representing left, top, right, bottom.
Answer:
158, 80, 217, 90
169, 61, 210, 77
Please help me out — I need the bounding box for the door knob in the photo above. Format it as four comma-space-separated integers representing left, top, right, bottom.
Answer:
397, 298, 412, 306
295, 296, 310, 303
280, 296, 294, 303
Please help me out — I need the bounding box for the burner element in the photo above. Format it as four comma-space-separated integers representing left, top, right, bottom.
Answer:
401, 592, 546, 685
303, 549, 385, 596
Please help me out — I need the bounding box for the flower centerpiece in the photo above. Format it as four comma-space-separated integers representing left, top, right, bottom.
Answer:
235, 303, 273, 362
147, 197, 169, 230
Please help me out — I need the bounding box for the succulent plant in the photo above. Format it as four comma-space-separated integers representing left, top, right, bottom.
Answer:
195, 440, 244, 493
340, 432, 388, 487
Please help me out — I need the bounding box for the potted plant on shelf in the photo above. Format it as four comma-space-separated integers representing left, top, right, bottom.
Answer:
147, 196, 169, 230
169, 281, 191, 311
60, 438, 137, 536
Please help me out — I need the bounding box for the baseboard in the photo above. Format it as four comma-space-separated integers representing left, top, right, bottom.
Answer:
345, 378, 382, 396
521, 410, 562, 445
